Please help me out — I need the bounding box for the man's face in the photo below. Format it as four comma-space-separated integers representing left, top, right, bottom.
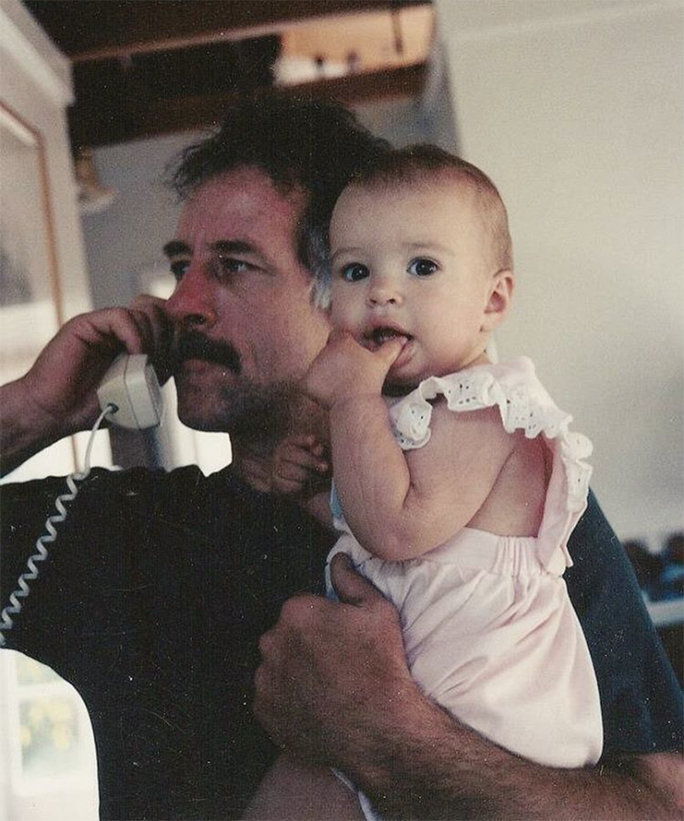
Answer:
164, 167, 330, 434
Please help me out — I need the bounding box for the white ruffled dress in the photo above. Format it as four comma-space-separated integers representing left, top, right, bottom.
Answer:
328, 357, 603, 769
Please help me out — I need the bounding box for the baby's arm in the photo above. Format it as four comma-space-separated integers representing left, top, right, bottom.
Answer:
305, 333, 516, 560
332, 396, 515, 559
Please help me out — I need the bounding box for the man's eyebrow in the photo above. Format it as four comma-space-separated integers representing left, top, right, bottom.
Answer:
162, 238, 270, 264
163, 240, 189, 258
211, 240, 261, 256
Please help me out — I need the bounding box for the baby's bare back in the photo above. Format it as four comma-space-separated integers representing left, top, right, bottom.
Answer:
467, 431, 548, 537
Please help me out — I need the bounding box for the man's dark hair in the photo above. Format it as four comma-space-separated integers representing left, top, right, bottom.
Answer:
169, 92, 390, 276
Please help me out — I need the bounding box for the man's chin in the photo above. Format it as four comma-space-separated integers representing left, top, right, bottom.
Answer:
175, 402, 226, 432
173, 379, 267, 436
173, 373, 229, 432
175, 378, 301, 443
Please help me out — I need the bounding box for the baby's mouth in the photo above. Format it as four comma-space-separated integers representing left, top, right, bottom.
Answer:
363, 326, 412, 349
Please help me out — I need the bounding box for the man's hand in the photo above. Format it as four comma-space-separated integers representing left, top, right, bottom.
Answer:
254, 556, 683, 819
304, 330, 404, 409
1, 296, 172, 475
253, 553, 418, 766
20, 297, 171, 434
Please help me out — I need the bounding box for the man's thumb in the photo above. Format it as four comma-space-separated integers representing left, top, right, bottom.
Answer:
329, 552, 380, 606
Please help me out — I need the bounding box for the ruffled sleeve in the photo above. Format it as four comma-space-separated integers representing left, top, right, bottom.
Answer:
388, 358, 593, 570
390, 358, 568, 445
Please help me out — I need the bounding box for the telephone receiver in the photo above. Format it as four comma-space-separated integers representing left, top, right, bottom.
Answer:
96, 353, 164, 429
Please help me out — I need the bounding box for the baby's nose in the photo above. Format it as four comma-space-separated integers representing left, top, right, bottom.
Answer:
367, 277, 403, 307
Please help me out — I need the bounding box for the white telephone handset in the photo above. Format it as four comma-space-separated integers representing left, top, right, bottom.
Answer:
97, 353, 163, 429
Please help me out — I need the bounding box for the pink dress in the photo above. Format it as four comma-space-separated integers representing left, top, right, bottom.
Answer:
328, 357, 603, 768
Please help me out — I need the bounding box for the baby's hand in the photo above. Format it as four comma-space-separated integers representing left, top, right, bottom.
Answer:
304, 330, 405, 409
272, 434, 330, 498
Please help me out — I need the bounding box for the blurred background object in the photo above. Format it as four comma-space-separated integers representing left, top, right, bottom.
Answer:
24, 0, 435, 149
622, 532, 683, 686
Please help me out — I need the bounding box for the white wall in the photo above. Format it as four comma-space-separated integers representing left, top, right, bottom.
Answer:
435, 0, 683, 544
82, 131, 202, 309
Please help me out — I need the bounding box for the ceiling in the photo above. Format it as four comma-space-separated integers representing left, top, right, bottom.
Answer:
24, 0, 434, 148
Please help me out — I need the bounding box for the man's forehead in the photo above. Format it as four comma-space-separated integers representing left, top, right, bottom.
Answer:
174, 169, 306, 238
189, 167, 306, 211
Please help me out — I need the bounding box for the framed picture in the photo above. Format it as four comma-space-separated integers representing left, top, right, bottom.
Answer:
0, 101, 80, 479
0, 102, 63, 372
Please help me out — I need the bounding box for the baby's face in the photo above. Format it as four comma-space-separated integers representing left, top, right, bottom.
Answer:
328, 177, 509, 388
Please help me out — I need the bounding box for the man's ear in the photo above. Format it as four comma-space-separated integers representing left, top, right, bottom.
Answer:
482, 269, 514, 331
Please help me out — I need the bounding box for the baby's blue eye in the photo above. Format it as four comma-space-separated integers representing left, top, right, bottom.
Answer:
340, 263, 369, 282
408, 258, 438, 277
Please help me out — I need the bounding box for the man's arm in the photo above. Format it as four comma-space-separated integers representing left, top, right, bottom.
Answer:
1, 297, 171, 476
254, 554, 683, 819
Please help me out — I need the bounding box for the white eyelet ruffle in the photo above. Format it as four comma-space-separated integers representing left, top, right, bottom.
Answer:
388, 357, 593, 570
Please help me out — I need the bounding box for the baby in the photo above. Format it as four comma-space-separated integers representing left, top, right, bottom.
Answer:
247, 145, 602, 820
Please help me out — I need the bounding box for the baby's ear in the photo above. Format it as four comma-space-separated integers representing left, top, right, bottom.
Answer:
482, 269, 514, 331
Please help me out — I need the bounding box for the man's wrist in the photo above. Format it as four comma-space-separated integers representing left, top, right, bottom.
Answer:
0, 378, 64, 475
333, 677, 455, 806
341, 691, 682, 820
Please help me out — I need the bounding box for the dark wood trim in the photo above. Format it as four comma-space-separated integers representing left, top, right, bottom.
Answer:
69, 63, 427, 147
27, 1, 431, 62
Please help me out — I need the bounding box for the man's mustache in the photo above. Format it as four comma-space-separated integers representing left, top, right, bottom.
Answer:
172, 331, 242, 374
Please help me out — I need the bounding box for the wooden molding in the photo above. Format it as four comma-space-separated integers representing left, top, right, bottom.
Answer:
27, 1, 431, 61
69, 63, 427, 147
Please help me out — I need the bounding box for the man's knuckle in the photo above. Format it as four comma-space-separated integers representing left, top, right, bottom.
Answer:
258, 629, 275, 656
253, 664, 264, 690
251, 691, 267, 724
280, 594, 314, 621
283, 594, 326, 631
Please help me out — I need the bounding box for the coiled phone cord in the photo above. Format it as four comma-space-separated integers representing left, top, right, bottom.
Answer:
0, 404, 116, 647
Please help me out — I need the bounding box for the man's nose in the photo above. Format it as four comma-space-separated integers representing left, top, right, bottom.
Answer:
367, 275, 403, 308
166, 264, 217, 328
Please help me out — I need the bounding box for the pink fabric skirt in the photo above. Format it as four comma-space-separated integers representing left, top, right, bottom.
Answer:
328, 525, 603, 768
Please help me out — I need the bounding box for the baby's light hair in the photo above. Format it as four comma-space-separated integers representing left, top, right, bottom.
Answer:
314, 144, 513, 305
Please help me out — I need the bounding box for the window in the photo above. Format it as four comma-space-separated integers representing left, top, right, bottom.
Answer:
0, 651, 98, 820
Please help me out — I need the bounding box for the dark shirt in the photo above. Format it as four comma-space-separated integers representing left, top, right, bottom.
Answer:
1, 467, 681, 819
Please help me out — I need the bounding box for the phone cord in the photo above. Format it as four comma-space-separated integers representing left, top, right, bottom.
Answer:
0, 404, 115, 647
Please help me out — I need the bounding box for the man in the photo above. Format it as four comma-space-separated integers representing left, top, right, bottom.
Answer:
1, 94, 681, 819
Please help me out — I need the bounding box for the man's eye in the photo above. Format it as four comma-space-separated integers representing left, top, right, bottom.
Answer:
216, 257, 255, 277
340, 263, 369, 282
170, 259, 189, 281
408, 258, 438, 277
